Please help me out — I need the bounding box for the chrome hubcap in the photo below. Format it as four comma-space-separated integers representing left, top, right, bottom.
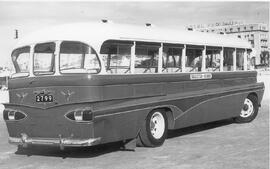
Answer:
150, 112, 165, 139
240, 98, 254, 118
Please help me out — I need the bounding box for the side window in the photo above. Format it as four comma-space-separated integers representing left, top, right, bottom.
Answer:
223, 48, 234, 71
34, 42, 55, 75
247, 50, 253, 70
84, 48, 101, 71
205, 48, 221, 72
236, 49, 244, 71
12, 46, 30, 74
100, 40, 132, 74
60, 41, 100, 74
135, 43, 159, 73
162, 46, 182, 73
185, 48, 202, 72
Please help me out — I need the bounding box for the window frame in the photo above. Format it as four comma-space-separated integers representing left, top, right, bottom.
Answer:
33, 42, 56, 76
205, 48, 222, 72
11, 46, 31, 78
100, 40, 133, 74
162, 44, 183, 73
59, 41, 101, 75
236, 48, 245, 71
134, 42, 161, 73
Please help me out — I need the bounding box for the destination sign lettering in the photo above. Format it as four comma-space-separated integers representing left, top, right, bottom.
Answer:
190, 73, 212, 80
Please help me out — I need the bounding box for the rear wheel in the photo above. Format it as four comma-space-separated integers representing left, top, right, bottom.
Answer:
137, 109, 168, 147
234, 95, 258, 123
17, 145, 29, 154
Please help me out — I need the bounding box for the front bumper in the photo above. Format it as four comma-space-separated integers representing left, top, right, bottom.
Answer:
9, 134, 101, 149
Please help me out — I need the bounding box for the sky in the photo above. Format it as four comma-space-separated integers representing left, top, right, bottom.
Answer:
0, 1, 269, 68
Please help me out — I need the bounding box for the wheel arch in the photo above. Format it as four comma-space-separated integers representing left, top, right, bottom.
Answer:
247, 92, 259, 106
248, 92, 258, 99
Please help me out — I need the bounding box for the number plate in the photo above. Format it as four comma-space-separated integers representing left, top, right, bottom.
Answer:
36, 94, 53, 102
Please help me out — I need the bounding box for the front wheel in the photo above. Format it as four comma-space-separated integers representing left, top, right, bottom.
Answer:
137, 109, 168, 147
234, 95, 259, 123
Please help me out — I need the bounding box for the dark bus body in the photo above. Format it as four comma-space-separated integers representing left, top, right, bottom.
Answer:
4, 71, 264, 147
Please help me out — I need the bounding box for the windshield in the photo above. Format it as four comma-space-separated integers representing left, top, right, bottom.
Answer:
11, 46, 30, 77
34, 42, 55, 75
60, 41, 101, 74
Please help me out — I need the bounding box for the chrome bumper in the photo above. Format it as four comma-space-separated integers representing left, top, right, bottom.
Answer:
9, 134, 101, 149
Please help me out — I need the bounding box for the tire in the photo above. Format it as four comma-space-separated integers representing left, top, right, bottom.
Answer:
17, 145, 28, 153
234, 95, 259, 123
137, 109, 168, 147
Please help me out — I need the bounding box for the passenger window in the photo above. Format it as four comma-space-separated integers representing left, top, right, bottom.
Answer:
162, 46, 182, 73
60, 41, 100, 74
205, 49, 221, 72
223, 48, 234, 71
135, 43, 159, 73
100, 40, 132, 74
236, 49, 244, 71
247, 50, 253, 70
185, 48, 202, 72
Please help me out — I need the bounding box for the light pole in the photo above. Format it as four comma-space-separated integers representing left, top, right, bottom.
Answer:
14, 29, 18, 39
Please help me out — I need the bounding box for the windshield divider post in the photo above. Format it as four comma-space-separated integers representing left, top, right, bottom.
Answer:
220, 47, 224, 72
29, 44, 35, 77
55, 41, 61, 75
181, 44, 186, 73
244, 48, 247, 71
202, 45, 206, 72
158, 43, 163, 73
233, 48, 237, 71
130, 41, 136, 74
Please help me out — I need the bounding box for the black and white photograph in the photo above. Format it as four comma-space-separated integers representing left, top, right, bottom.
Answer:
0, 1, 269, 169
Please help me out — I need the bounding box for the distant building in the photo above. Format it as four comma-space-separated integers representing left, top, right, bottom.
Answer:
187, 21, 269, 67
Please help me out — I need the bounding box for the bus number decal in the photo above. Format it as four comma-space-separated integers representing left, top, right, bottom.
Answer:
36, 94, 53, 102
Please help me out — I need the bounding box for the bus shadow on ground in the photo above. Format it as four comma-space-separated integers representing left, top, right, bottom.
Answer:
15, 118, 234, 158
167, 118, 234, 139
15, 141, 125, 158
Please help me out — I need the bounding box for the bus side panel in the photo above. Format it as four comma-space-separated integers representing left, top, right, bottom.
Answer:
93, 104, 183, 144
173, 88, 264, 129
91, 83, 264, 144
173, 93, 244, 129
92, 92, 244, 144
256, 83, 265, 105
94, 108, 151, 144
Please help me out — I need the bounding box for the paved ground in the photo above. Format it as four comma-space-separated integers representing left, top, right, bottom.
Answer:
0, 74, 268, 169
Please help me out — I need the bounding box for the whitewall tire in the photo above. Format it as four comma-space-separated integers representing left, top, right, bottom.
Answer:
137, 109, 168, 147
234, 95, 259, 123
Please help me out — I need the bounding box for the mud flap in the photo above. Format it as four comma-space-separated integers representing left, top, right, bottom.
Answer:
122, 138, 137, 151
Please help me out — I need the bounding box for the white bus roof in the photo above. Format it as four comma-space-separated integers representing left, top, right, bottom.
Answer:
15, 22, 251, 49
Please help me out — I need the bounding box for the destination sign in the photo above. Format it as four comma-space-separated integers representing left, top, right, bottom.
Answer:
190, 73, 212, 80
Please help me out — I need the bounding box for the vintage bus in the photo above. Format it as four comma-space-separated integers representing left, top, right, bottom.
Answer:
3, 22, 264, 150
